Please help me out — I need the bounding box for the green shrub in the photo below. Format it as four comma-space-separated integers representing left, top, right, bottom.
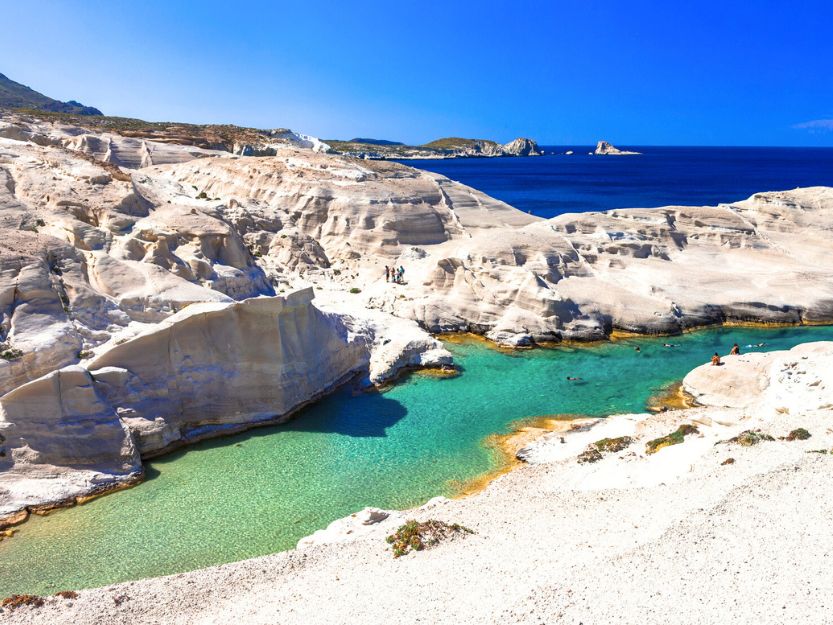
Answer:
577, 436, 634, 464
724, 429, 774, 447
0, 347, 23, 361
785, 428, 811, 441
349, 287, 361, 294
646, 424, 699, 454
386, 520, 473, 558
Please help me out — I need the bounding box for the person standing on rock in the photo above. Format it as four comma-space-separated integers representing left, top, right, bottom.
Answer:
398, 266, 405, 283
384, 266, 390, 282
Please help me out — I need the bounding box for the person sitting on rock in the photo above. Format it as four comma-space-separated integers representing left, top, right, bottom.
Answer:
711, 352, 722, 366
730, 343, 740, 355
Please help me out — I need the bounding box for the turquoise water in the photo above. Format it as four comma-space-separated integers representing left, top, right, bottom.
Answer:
2, 325, 833, 596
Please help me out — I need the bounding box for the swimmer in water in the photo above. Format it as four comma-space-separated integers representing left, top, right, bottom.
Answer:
566, 376, 583, 381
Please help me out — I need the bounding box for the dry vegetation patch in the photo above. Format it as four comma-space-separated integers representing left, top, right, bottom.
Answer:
577, 436, 635, 464
785, 428, 811, 441
645, 424, 699, 454
723, 429, 774, 447
1, 594, 45, 610
386, 520, 473, 558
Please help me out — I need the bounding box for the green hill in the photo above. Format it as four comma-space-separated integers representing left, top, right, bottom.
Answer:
0, 72, 102, 115
421, 137, 498, 150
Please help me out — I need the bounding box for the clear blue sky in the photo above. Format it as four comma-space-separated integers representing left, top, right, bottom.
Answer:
2, 0, 832, 146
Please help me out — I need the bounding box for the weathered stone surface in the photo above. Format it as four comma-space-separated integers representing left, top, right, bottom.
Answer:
684, 341, 833, 414
0, 290, 368, 520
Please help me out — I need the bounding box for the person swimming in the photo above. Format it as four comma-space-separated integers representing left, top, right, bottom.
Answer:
566, 376, 583, 381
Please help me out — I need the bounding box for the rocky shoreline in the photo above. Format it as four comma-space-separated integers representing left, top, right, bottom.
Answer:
0, 107, 833, 622
2, 109, 833, 621
4, 341, 832, 624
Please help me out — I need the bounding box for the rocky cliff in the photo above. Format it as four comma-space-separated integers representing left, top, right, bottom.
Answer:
0, 290, 368, 524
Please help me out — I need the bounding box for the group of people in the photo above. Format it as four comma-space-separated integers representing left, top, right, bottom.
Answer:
384, 265, 405, 284
631, 340, 747, 366
711, 342, 742, 366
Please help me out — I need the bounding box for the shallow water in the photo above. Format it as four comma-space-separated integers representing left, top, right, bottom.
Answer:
2, 325, 833, 596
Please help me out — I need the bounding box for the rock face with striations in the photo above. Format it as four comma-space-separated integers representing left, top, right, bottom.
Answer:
502, 137, 543, 156
0, 290, 368, 522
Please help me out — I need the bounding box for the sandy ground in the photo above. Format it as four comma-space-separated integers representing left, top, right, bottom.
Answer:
4, 391, 832, 625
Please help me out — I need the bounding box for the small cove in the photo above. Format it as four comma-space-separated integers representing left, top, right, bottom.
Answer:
2, 325, 833, 596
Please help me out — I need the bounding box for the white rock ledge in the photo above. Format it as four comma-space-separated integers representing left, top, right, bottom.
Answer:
0, 288, 447, 524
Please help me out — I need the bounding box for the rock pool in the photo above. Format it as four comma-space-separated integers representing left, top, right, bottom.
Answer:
2, 325, 833, 596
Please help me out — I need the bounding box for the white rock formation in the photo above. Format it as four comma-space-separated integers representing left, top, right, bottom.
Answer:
501, 137, 543, 156
683, 340, 833, 414
593, 140, 641, 155
0, 290, 367, 523
2, 110, 833, 528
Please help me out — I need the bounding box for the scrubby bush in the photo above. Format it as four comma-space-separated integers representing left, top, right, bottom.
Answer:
54, 590, 78, 600
646, 424, 699, 454
785, 428, 811, 441
0, 346, 23, 361
1, 594, 44, 610
577, 436, 635, 464
386, 520, 473, 558
349, 287, 361, 294
724, 429, 774, 447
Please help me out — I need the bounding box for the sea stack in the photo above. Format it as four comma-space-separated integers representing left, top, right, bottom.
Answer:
594, 140, 641, 155
502, 137, 543, 156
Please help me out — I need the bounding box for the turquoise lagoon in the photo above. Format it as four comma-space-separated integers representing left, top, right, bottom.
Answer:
2, 325, 833, 596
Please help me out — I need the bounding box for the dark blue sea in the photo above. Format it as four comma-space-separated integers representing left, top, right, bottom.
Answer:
398, 146, 833, 218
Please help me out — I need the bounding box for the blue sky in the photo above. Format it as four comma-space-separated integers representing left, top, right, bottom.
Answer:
2, 0, 832, 146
